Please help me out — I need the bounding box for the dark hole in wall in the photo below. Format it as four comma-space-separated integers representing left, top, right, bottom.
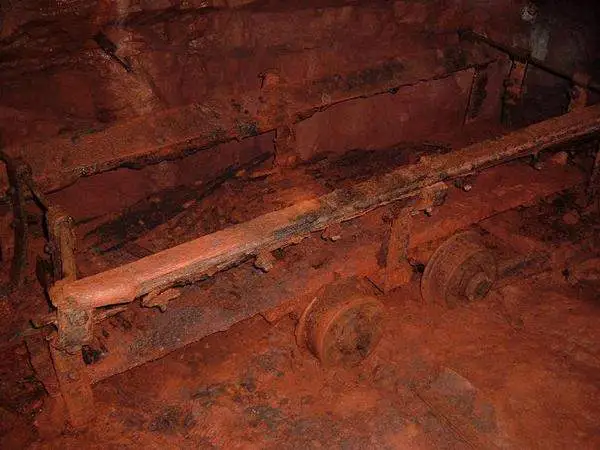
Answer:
512, 0, 600, 126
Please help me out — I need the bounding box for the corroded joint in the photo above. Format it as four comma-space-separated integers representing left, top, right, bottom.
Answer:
49, 279, 68, 308
56, 307, 94, 354
412, 182, 448, 214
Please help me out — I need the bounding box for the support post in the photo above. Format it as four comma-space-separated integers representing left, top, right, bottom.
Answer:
502, 60, 528, 125
0, 153, 31, 292
274, 125, 300, 168
569, 72, 591, 112
46, 206, 96, 426
49, 334, 95, 427
384, 208, 413, 292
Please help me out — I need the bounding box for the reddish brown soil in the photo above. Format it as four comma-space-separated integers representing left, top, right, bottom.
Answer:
7, 272, 600, 449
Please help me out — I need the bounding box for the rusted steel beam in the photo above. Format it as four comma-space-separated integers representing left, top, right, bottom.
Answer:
1, 38, 494, 194
48, 336, 95, 427
50, 104, 600, 310
80, 161, 583, 383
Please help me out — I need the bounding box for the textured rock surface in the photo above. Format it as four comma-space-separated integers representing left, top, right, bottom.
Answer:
0, 1, 528, 150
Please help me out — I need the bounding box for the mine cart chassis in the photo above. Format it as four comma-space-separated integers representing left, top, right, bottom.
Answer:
16, 104, 600, 426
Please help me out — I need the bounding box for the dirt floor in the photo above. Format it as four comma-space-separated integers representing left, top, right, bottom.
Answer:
3, 267, 600, 448
0, 143, 599, 449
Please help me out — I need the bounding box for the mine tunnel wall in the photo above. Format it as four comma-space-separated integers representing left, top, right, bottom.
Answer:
0, 1, 528, 147
0, 0, 598, 223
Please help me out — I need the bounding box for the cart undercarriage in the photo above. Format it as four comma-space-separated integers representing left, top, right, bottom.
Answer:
15, 103, 600, 426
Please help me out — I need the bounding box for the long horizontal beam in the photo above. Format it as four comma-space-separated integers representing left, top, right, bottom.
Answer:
2, 38, 492, 194
51, 104, 600, 310
85, 161, 583, 383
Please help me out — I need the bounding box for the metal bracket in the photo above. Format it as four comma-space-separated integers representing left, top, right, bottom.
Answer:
56, 307, 94, 353
504, 60, 528, 107
412, 182, 449, 215
569, 72, 591, 112
274, 125, 299, 168
383, 182, 449, 292
46, 206, 77, 282
384, 207, 413, 292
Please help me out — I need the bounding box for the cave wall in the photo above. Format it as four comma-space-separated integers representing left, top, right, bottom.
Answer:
0, 0, 530, 151
8, 0, 597, 261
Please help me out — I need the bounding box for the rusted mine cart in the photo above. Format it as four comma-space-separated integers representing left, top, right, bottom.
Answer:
8, 103, 600, 427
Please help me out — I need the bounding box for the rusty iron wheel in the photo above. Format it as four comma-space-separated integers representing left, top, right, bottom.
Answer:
421, 231, 497, 307
297, 278, 385, 367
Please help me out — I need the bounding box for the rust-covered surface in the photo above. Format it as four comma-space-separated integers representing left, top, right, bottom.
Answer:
420, 231, 497, 307
1, 0, 600, 445
50, 104, 600, 310
0, 0, 531, 193
0, 38, 496, 194
52, 159, 583, 384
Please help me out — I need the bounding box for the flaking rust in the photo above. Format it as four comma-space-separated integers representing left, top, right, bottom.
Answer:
50, 104, 600, 311
33, 105, 600, 427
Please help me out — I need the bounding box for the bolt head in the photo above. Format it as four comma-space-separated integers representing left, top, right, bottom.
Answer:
465, 272, 493, 302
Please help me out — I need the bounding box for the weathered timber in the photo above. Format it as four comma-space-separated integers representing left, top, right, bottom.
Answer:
2, 38, 493, 194
84, 161, 583, 383
50, 104, 600, 309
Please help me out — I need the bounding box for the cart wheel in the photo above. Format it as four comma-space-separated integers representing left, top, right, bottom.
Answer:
296, 278, 385, 367
421, 231, 497, 307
